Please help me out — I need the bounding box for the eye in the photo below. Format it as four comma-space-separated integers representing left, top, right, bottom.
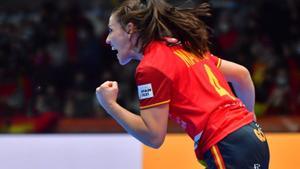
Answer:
108, 28, 113, 33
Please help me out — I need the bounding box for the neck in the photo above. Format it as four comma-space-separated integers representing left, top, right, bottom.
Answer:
130, 36, 143, 60
131, 49, 143, 61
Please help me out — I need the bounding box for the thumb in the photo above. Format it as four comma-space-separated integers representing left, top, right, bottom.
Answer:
107, 81, 113, 87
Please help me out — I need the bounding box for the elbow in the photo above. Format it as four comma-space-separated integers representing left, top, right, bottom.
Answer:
152, 140, 164, 149
231, 65, 252, 84
149, 142, 163, 149
242, 66, 251, 78
147, 136, 165, 149
238, 65, 251, 79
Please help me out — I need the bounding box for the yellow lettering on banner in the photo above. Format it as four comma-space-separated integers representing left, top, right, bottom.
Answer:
174, 50, 200, 67
204, 64, 235, 100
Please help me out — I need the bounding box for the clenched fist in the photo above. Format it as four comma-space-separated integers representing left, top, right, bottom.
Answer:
96, 81, 119, 110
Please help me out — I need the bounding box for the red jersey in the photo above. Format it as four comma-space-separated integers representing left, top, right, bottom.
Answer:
135, 41, 254, 160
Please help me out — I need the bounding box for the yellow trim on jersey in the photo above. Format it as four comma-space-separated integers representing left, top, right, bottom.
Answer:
140, 100, 170, 110
216, 58, 222, 68
174, 50, 200, 67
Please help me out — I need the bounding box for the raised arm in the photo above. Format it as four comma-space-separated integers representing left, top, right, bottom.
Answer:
219, 60, 255, 113
96, 81, 169, 148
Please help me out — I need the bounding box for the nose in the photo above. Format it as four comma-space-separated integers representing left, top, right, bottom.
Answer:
106, 35, 110, 45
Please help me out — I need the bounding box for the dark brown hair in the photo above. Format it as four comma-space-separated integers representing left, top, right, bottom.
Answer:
112, 0, 211, 57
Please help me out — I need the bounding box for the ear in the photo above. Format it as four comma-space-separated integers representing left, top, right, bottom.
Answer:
125, 22, 137, 34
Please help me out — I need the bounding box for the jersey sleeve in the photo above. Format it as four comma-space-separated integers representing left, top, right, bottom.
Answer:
208, 53, 222, 68
135, 66, 171, 110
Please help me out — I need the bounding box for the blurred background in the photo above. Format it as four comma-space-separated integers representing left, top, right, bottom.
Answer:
0, 0, 299, 133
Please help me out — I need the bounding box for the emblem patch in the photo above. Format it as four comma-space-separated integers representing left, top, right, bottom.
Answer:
138, 83, 154, 100
253, 129, 266, 142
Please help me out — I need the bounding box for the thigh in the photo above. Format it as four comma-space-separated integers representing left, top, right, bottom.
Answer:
203, 122, 270, 169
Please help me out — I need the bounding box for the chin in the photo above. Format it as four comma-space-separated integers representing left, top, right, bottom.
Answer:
119, 59, 131, 65
117, 56, 131, 65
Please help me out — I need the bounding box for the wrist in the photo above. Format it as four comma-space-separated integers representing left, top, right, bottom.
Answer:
103, 101, 118, 114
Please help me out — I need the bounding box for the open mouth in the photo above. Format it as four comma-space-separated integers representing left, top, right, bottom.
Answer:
110, 46, 118, 54
110, 47, 118, 56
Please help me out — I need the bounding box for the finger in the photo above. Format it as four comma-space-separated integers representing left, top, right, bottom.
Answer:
96, 81, 110, 91
112, 81, 118, 88
96, 87, 100, 92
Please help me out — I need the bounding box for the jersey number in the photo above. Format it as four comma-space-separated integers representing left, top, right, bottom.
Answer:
204, 64, 235, 100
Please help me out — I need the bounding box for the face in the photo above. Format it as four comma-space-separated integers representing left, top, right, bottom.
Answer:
106, 14, 139, 65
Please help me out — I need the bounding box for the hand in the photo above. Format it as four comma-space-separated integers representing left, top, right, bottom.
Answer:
96, 81, 119, 110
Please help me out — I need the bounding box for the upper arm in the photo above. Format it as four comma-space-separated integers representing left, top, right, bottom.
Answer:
218, 59, 251, 83
140, 103, 169, 147
135, 64, 171, 147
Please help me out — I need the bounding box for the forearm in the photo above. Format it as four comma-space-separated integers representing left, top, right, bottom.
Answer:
96, 81, 167, 148
231, 72, 255, 112
103, 102, 162, 148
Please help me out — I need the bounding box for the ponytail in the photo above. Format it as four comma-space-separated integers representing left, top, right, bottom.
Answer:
112, 0, 211, 57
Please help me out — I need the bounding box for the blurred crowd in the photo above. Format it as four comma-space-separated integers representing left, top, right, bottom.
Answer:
0, 0, 299, 133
